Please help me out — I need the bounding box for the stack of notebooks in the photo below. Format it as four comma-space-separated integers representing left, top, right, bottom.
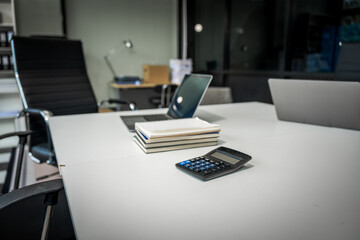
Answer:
134, 117, 221, 153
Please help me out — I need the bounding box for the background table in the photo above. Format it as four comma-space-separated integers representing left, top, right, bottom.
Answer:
109, 82, 168, 109
49, 102, 360, 240
109, 82, 159, 89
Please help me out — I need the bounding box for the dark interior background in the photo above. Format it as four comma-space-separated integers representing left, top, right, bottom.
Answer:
180, 0, 360, 104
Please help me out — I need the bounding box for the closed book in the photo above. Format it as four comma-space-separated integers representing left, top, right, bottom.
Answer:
134, 133, 218, 148
134, 135, 218, 154
136, 130, 220, 143
135, 117, 221, 139
136, 129, 220, 143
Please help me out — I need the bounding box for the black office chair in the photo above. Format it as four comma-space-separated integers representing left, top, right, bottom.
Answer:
0, 179, 75, 240
334, 42, 360, 81
200, 87, 233, 105
149, 84, 178, 108
11, 36, 136, 167
0, 131, 31, 193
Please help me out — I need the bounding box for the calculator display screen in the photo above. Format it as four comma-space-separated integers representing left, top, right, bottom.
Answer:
211, 151, 243, 165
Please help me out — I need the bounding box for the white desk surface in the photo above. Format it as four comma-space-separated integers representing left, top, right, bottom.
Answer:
49, 102, 360, 240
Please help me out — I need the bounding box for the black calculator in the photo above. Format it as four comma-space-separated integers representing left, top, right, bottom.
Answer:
176, 146, 252, 181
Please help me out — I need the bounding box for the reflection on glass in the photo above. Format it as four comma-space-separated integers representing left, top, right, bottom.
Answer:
194, 24, 203, 32
289, 1, 340, 72
177, 96, 183, 104
230, 0, 285, 71
194, 0, 225, 71
191, 0, 344, 73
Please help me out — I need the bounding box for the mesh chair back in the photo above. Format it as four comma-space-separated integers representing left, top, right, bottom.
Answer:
200, 87, 233, 105
11, 36, 98, 148
12, 36, 98, 115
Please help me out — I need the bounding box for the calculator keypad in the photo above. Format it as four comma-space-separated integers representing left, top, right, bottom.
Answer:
176, 147, 252, 181
178, 157, 231, 176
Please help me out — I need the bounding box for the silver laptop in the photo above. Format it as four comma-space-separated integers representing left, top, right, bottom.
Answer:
121, 74, 213, 131
268, 78, 360, 130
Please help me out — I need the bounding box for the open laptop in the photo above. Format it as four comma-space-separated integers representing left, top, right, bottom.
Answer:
121, 74, 213, 131
268, 78, 360, 130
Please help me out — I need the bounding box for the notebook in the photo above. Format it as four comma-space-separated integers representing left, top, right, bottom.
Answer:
135, 117, 221, 139
134, 134, 219, 148
121, 74, 213, 131
268, 78, 360, 130
134, 138, 218, 154
134, 117, 220, 153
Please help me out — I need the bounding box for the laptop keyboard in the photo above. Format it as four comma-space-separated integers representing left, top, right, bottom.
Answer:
144, 114, 171, 121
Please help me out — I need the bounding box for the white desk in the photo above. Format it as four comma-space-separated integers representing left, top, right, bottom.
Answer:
49, 102, 360, 240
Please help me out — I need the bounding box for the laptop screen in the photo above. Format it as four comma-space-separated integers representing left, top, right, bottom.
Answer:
167, 74, 212, 119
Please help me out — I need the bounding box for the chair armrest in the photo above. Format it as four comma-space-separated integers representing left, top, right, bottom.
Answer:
17, 108, 53, 133
17, 108, 53, 122
0, 131, 32, 142
0, 179, 63, 209
99, 99, 137, 111
17, 109, 54, 162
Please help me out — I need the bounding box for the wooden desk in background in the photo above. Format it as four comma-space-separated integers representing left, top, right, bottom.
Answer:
109, 82, 162, 109
109, 82, 178, 109
109, 65, 172, 109
109, 82, 158, 89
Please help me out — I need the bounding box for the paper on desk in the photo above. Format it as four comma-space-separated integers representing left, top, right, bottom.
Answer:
135, 117, 220, 139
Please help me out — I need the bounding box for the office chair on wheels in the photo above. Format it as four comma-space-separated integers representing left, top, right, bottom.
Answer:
149, 84, 178, 108
11, 36, 136, 168
0, 179, 76, 240
200, 87, 233, 105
